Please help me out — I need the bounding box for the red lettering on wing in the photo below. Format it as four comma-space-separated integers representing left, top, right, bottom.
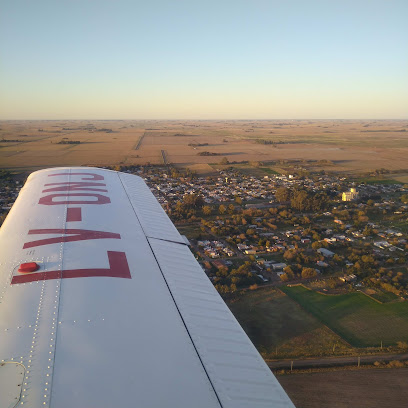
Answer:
66, 207, 82, 222
39, 193, 110, 205
23, 229, 120, 249
48, 172, 104, 181
11, 251, 131, 284
42, 182, 107, 193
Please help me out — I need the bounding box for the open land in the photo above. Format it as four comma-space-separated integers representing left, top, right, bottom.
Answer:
277, 368, 408, 408
226, 287, 352, 359
227, 285, 408, 358
1, 120, 408, 179
281, 285, 408, 347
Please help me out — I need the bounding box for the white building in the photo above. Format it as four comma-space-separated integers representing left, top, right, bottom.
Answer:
342, 188, 359, 201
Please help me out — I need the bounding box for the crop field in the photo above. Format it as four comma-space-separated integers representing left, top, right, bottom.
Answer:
226, 287, 352, 358
1, 119, 407, 176
281, 285, 408, 347
278, 368, 408, 408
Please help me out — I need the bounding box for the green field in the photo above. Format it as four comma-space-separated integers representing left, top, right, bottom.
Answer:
259, 167, 280, 175
355, 177, 402, 185
226, 287, 351, 358
281, 285, 408, 347
369, 290, 399, 303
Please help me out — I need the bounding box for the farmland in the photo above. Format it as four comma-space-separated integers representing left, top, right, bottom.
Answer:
277, 368, 408, 408
281, 285, 408, 347
0, 119, 407, 177
226, 287, 352, 358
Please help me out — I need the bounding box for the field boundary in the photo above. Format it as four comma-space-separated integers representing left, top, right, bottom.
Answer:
277, 287, 353, 347
359, 290, 384, 304
267, 352, 408, 370
281, 285, 363, 346
133, 132, 146, 150
281, 285, 408, 348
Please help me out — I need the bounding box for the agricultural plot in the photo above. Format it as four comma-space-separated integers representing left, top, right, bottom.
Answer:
281, 285, 408, 347
226, 287, 351, 358
0, 119, 407, 174
278, 368, 408, 408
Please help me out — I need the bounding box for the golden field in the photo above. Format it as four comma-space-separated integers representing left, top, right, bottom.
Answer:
0, 119, 407, 175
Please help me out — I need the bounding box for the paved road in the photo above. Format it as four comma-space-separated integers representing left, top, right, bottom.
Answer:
267, 352, 408, 369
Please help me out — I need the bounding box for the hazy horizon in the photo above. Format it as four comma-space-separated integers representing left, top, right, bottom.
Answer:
1, 118, 407, 122
1, 0, 407, 120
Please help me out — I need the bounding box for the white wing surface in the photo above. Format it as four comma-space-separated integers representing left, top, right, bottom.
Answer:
0, 167, 294, 408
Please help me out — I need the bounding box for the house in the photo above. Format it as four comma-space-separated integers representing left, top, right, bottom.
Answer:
374, 241, 391, 249
340, 274, 356, 282
212, 260, 227, 269
317, 248, 335, 258
257, 274, 269, 282
272, 263, 287, 271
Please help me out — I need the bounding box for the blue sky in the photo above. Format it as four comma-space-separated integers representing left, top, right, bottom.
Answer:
1, 0, 407, 119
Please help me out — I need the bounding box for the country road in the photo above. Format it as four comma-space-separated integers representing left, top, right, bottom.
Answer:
267, 352, 408, 370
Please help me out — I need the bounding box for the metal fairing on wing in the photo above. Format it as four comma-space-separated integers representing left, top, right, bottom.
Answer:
0, 167, 295, 408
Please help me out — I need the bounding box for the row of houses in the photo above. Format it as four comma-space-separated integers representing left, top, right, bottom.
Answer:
197, 240, 235, 258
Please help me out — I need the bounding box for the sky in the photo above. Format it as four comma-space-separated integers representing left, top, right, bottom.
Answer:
0, 0, 407, 120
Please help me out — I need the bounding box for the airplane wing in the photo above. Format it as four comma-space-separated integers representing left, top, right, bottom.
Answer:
0, 167, 294, 408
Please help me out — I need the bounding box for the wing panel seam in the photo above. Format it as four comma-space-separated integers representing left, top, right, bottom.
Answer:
117, 172, 224, 408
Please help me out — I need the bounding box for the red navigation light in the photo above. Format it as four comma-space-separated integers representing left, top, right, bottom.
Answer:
18, 262, 40, 273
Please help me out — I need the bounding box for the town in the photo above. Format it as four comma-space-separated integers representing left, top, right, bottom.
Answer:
94, 164, 407, 301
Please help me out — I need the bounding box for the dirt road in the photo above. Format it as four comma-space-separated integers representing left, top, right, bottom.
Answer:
268, 352, 408, 370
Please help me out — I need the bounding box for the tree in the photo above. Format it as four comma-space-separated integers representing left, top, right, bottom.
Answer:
361, 255, 375, 265
279, 273, 289, 282
220, 157, 229, 165
311, 241, 321, 250
291, 189, 309, 211
283, 265, 294, 277
227, 204, 235, 214
301, 268, 317, 279
283, 249, 297, 261
203, 206, 212, 216
219, 205, 226, 215
275, 187, 290, 203
215, 284, 230, 295
183, 193, 204, 208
